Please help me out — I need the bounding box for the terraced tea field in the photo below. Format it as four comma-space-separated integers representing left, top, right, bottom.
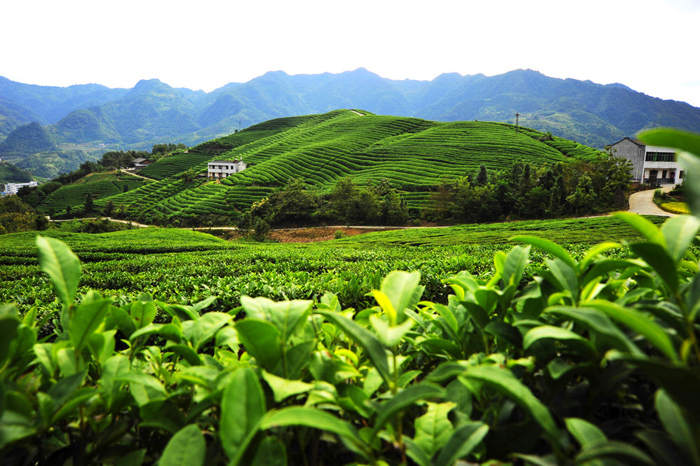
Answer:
40, 172, 152, 214
43, 110, 603, 222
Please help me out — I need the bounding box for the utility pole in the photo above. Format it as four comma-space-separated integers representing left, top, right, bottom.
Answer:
515, 113, 520, 133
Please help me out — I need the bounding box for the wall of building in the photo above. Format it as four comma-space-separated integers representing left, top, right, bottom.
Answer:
611, 139, 644, 181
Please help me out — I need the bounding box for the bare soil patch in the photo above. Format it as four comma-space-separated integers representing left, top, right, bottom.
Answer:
268, 227, 396, 243
223, 227, 394, 242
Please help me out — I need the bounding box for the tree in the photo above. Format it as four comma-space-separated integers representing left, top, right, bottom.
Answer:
84, 193, 94, 214
380, 189, 408, 225
566, 174, 596, 215
328, 178, 360, 221
103, 200, 115, 217
475, 165, 489, 187
252, 217, 270, 241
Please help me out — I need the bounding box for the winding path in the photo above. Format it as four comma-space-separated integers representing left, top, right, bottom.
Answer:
627, 185, 676, 217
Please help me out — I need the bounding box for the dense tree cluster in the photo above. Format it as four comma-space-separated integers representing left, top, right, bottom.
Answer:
238, 177, 410, 235
15, 182, 62, 209
0, 194, 48, 234
424, 158, 631, 223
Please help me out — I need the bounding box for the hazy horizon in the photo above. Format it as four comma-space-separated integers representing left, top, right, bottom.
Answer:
1, 0, 699, 106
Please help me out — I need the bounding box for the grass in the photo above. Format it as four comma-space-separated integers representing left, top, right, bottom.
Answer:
659, 201, 690, 214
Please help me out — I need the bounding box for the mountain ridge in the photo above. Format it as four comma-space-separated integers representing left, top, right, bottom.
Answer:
2, 68, 699, 178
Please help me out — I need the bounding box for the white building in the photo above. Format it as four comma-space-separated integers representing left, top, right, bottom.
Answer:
208, 160, 247, 180
610, 137, 682, 185
4, 181, 38, 195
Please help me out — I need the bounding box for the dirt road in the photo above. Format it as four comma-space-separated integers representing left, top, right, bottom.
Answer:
627, 185, 676, 217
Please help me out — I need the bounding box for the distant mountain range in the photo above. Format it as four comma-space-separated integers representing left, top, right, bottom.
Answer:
1, 68, 700, 178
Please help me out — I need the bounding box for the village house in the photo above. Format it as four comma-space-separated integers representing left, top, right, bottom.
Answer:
610, 137, 682, 185
207, 159, 247, 180
131, 158, 152, 170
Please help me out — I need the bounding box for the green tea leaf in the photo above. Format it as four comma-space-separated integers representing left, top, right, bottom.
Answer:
413, 402, 455, 458
261, 370, 313, 403
580, 242, 622, 271
379, 270, 422, 323
316, 310, 391, 386
371, 383, 445, 437
655, 389, 700, 464
250, 436, 286, 466
69, 298, 111, 353
114, 373, 166, 396
185, 312, 231, 351
582, 259, 641, 289
502, 245, 530, 287
565, 417, 607, 448
630, 242, 678, 292
235, 319, 282, 374
140, 399, 185, 433
130, 300, 157, 330
544, 258, 579, 301
0, 306, 20, 367
434, 422, 489, 466
484, 321, 522, 348
638, 127, 700, 156
159, 424, 205, 466
614, 212, 666, 246
547, 306, 641, 355
575, 440, 655, 466
678, 151, 700, 218
590, 300, 678, 361
130, 323, 182, 344
260, 407, 369, 460
240, 297, 312, 342
220, 368, 266, 462
36, 236, 81, 307
109, 307, 136, 338
523, 325, 596, 359
0, 411, 35, 451
510, 236, 576, 271
115, 449, 145, 466
370, 314, 414, 347
686, 272, 700, 322
167, 344, 202, 366
461, 365, 562, 449
47, 370, 87, 409
661, 215, 700, 264
430, 303, 459, 335
370, 290, 398, 325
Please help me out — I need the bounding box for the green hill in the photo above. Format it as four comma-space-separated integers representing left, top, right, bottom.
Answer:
0, 121, 57, 156
48, 110, 601, 223
0, 161, 33, 185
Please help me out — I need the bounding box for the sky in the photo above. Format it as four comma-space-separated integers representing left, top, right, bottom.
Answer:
2, 0, 699, 106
